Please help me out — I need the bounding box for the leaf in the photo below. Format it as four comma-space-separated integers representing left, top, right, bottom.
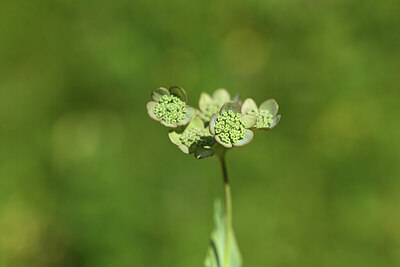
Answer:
195, 147, 214, 159
204, 200, 242, 267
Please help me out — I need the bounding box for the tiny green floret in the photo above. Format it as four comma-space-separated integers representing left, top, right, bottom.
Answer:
180, 128, 213, 149
202, 104, 220, 121
153, 95, 187, 125
255, 110, 274, 128
214, 110, 246, 144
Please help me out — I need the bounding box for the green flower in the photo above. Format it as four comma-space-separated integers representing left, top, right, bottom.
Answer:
147, 86, 196, 127
169, 116, 215, 159
209, 102, 257, 148
198, 88, 241, 122
241, 98, 281, 130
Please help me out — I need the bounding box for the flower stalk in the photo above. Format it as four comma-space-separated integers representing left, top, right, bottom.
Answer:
218, 152, 232, 267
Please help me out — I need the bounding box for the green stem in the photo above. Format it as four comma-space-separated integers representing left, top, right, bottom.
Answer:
218, 153, 232, 267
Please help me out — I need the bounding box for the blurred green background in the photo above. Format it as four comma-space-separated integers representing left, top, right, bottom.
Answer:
1, 0, 400, 266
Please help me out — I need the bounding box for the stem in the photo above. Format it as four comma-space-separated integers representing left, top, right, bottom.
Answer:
218, 153, 232, 267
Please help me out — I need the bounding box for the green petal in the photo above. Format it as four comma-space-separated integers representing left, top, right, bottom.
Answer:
212, 88, 231, 106
146, 101, 161, 121
259, 99, 279, 116
220, 102, 241, 114
215, 135, 232, 148
177, 106, 196, 126
232, 94, 242, 104
160, 120, 177, 128
199, 92, 213, 112
268, 114, 281, 129
187, 115, 204, 130
209, 114, 218, 135
169, 86, 188, 103
178, 145, 190, 154
151, 87, 170, 102
194, 147, 214, 159
168, 131, 183, 146
241, 98, 258, 115
233, 129, 254, 147
241, 114, 257, 128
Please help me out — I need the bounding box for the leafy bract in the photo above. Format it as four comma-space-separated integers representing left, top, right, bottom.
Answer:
204, 200, 242, 267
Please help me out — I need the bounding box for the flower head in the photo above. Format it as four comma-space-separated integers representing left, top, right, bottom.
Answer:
169, 116, 215, 159
147, 86, 196, 127
241, 98, 281, 130
198, 88, 241, 122
209, 102, 257, 148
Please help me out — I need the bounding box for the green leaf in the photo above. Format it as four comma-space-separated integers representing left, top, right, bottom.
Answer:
195, 147, 214, 159
204, 200, 242, 267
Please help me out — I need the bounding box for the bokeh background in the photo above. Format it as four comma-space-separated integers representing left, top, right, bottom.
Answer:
1, 0, 400, 266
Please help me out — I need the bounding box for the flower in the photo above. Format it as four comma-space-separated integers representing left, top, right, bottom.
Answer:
241, 98, 281, 130
209, 102, 257, 148
169, 116, 215, 159
198, 88, 241, 122
146, 86, 196, 127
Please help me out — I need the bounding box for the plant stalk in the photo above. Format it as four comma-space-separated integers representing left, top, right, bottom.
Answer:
218, 154, 232, 267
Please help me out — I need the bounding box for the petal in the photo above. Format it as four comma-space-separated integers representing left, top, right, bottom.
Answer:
233, 129, 254, 147
187, 115, 204, 130
146, 101, 161, 121
151, 87, 170, 102
198, 112, 209, 121
194, 147, 214, 159
259, 99, 279, 116
220, 102, 241, 114
212, 88, 231, 106
241, 114, 257, 128
268, 114, 281, 129
209, 114, 218, 135
215, 135, 232, 148
177, 106, 196, 126
168, 131, 183, 146
169, 86, 188, 103
160, 120, 177, 128
232, 94, 242, 104
241, 98, 258, 115
199, 92, 213, 112
178, 144, 190, 154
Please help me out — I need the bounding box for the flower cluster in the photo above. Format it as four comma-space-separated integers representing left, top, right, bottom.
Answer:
214, 110, 246, 144
147, 87, 281, 159
153, 95, 187, 125
198, 88, 241, 122
241, 98, 281, 130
